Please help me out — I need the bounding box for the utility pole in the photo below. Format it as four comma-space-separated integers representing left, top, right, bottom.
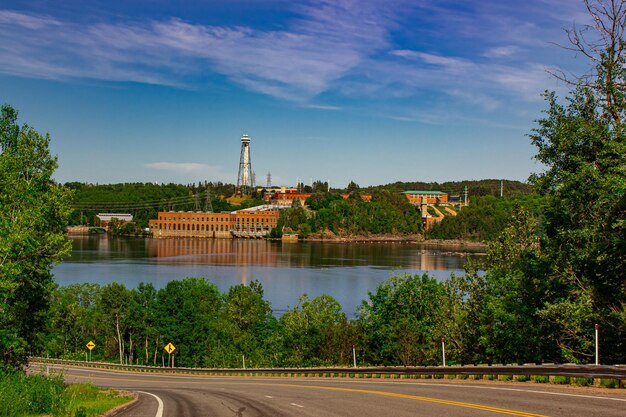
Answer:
464, 185, 468, 206
204, 186, 213, 212
500, 179, 503, 198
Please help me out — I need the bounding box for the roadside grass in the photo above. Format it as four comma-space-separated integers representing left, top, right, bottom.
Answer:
61, 383, 134, 417
0, 371, 133, 417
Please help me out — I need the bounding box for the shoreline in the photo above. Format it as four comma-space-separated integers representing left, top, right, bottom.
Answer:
301, 234, 487, 249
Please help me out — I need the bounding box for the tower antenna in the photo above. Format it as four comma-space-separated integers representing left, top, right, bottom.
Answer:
236, 134, 253, 196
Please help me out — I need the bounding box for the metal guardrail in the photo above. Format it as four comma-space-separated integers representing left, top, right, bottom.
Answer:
30, 358, 626, 381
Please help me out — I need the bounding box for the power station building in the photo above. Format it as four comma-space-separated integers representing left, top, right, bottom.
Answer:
149, 207, 279, 238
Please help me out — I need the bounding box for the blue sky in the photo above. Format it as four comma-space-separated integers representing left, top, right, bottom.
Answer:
0, 0, 591, 187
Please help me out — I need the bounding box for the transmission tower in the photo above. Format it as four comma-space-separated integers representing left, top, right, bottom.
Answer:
194, 193, 200, 211
266, 172, 272, 188
204, 186, 213, 212
236, 134, 253, 195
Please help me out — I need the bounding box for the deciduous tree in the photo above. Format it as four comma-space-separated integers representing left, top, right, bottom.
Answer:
0, 105, 72, 371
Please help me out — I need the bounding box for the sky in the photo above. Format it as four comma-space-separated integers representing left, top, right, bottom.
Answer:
0, 0, 592, 187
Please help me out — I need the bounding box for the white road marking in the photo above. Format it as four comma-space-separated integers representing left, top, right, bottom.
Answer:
48, 365, 626, 403
137, 391, 164, 417
265, 395, 273, 398
290, 402, 305, 408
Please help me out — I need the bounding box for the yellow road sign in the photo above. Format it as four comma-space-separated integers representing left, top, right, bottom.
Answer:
86, 341, 96, 350
164, 342, 176, 354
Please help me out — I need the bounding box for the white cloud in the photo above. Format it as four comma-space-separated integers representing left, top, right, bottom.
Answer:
145, 162, 233, 182
0, 1, 402, 101
482, 46, 521, 58
0, 0, 585, 111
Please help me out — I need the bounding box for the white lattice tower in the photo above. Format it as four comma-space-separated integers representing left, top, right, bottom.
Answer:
236, 134, 253, 195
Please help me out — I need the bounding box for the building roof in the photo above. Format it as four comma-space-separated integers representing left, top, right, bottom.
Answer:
402, 190, 447, 195
96, 213, 133, 221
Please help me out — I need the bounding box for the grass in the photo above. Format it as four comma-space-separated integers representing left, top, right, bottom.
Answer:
64, 384, 133, 417
0, 371, 133, 417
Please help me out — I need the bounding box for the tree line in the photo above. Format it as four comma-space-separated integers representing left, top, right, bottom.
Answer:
427, 194, 545, 241
271, 190, 423, 237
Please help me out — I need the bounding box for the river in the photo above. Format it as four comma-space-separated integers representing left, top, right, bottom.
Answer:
53, 236, 485, 317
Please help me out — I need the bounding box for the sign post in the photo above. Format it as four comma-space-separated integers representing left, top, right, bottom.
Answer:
86, 341, 96, 362
442, 338, 446, 367
595, 324, 599, 365
164, 342, 176, 367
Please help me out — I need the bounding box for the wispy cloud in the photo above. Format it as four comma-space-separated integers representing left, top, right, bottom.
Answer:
482, 46, 521, 58
0, 0, 587, 111
0, 1, 401, 101
145, 162, 232, 182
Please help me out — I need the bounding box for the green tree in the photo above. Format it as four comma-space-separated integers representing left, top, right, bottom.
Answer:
0, 104, 72, 371
156, 278, 222, 367
358, 274, 446, 366
528, 0, 626, 363
99, 283, 132, 364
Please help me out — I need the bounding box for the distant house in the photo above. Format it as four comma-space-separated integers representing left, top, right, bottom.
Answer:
96, 213, 133, 226
402, 191, 449, 205
340, 194, 373, 202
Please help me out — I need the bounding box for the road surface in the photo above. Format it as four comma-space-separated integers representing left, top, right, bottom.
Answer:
36, 365, 626, 417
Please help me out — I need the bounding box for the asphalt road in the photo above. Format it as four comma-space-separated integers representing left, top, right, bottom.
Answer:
36, 365, 626, 417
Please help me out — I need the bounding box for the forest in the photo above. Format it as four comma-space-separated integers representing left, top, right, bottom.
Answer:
30, 270, 590, 368
427, 194, 544, 241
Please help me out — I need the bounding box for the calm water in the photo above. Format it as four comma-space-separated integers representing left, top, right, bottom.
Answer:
53, 236, 484, 317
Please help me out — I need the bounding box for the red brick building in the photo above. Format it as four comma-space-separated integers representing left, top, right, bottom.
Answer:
402, 191, 449, 205
149, 208, 279, 238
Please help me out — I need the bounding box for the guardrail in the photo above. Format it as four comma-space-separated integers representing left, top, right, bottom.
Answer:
30, 357, 626, 383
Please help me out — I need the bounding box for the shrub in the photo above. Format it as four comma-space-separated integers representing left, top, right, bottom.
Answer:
553, 376, 570, 384
600, 378, 619, 388
574, 377, 592, 386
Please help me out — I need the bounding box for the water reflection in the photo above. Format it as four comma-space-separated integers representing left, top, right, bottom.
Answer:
57, 235, 484, 316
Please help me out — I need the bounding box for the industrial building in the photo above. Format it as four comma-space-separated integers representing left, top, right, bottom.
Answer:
149, 207, 279, 238
96, 213, 133, 226
402, 190, 449, 205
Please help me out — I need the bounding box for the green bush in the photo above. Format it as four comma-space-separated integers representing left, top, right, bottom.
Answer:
515, 375, 529, 382
574, 377, 592, 386
532, 375, 549, 383
600, 378, 619, 388
553, 376, 570, 384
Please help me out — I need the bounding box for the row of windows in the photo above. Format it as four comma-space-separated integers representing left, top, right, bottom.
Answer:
159, 216, 231, 222
158, 215, 277, 221
152, 223, 273, 232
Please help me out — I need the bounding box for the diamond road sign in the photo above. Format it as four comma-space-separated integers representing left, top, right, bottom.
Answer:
86, 341, 96, 351
164, 342, 176, 354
